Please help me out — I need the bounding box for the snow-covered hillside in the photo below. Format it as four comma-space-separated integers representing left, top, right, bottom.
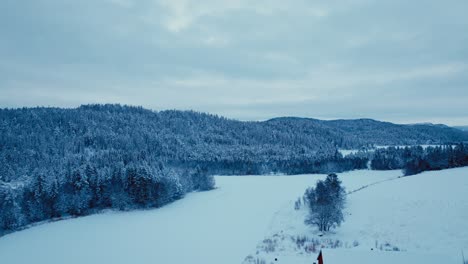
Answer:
0, 168, 467, 264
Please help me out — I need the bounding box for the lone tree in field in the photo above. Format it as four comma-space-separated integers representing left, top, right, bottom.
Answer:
304, 173, 346, 232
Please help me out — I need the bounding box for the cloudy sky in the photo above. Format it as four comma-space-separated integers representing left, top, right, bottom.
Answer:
1, 0, 467, 125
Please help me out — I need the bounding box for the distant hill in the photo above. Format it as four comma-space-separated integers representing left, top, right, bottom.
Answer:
454, 126, 468, 132
266, 117, 468, 148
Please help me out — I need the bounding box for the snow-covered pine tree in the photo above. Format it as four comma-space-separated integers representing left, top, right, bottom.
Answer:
0, 186, 24, 231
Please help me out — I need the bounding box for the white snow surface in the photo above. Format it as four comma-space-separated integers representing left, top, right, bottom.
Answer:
0, 168, 467, 264
249, 168, 468, 264
278, 249, 456, 264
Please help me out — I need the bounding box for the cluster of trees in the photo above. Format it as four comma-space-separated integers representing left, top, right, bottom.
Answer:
403, 144, 468, 175
369, 144, 468, 175
303, 174, 346, 232
0, 163, 214, 234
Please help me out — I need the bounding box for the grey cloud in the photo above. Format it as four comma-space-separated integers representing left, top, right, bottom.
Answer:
0, 0, 467, 125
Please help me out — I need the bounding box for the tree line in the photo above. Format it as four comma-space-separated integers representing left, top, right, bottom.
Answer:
0, 162, 214, 234
368, 144, 468, 175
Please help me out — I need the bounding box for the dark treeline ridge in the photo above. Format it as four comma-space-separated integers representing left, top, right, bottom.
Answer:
1, 104, 467, 234
369, 144, 468, 175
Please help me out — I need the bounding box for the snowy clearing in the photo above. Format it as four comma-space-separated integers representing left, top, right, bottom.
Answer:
0, 168, 467, 264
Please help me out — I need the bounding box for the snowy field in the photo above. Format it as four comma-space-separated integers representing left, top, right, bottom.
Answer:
0, 168, 467, 264
250, 167, 468, 264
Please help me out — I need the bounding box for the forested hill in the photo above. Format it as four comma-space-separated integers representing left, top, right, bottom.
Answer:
1, 104, 467, 182
267, 117, 468, 148
454, 126, 468, 132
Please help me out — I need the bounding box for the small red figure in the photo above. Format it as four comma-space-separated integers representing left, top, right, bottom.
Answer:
317, 250, 323, 264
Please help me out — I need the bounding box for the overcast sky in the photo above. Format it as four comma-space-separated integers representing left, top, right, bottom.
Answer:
1, 0, 467, 125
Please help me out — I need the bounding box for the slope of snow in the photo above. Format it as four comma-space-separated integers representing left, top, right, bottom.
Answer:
248, 167, 468, 264
0, 170, 399, 264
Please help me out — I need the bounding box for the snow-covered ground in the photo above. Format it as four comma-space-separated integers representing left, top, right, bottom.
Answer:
248, 167, 468, 264
0, 168, 467, 264
274, 249, 457, 264
338, 149, 362, 156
